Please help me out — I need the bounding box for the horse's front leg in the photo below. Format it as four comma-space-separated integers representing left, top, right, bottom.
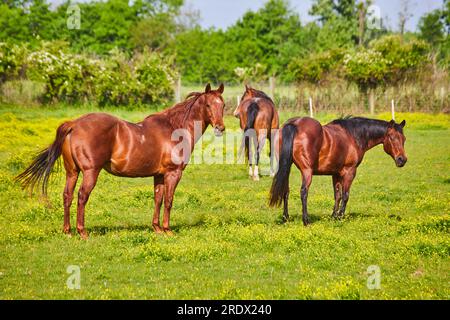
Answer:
162, 169, 183, 235
331, 174, 342, 219
338, 168, 356, 218
152, 174, 164, 234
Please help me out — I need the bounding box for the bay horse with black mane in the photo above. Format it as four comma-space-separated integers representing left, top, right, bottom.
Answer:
233, 85, 279, 180
16, 84, 226, 238
269, 116, 407, 225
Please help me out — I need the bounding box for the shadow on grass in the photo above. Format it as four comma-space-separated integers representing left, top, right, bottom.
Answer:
273, 211, 375, 225
89, 225, 150, 235
345, 211, 375, 220
274, 213, 321, 225
87, 218, 208, 235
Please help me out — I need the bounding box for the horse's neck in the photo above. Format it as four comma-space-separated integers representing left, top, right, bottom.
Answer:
364, 133, 386, 152
184, 100, 209, 147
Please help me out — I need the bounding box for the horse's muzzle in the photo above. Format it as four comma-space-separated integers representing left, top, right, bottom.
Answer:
395, 156, 407, 167
214, 126, 225, 137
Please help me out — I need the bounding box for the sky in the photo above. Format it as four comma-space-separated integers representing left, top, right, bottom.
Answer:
186, 0, 443, 32
49, 0, 444, 32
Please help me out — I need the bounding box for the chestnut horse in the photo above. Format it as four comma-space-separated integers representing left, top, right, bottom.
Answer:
16, 84, 226, 238
269, 116, 407, 225
233, 85, 279, 180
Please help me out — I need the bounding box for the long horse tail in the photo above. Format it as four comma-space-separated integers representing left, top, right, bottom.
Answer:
244, 102, 259, 163
15, 122, 72, 196
269, 122, 297, 207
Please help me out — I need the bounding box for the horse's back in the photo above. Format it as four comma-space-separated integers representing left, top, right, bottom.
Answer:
246, 97, 278, 130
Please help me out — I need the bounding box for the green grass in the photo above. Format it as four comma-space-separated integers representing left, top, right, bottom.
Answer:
0, 104, 449, 299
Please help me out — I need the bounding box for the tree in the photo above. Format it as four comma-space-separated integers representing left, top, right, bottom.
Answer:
310, 0, 359, 47
0, 4, 30, 43
398, 0, 413, 38
130, 13, 177, 51
418, 9, 445, 47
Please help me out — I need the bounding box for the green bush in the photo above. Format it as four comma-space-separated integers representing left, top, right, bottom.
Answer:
288, 49, 346, 84
343, 49, 389, 91
25, 42, 176, 106
369, 35, 429, 85
0, 43, 28, 83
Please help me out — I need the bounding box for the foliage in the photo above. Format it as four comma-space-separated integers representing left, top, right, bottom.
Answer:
26, 42, 176, 106
0, 43, 28, 83
343, 49, 389, 91
369, 35, 429, 85
288, 49, 345, 84
0, 0, 447, 103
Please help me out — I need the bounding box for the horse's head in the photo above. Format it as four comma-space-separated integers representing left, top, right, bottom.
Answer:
203, 83, 225, 137
233, 84, 253, 118
383, 120, 407, 167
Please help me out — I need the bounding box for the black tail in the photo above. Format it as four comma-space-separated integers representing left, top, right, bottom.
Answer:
15, 122, 72, 196
269, 123, 297, 207
244, 102, 259, 163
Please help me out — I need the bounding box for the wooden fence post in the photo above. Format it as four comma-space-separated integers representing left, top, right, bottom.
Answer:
175, 77, 181, 103
391, 99, 395, 120
269, 76, 275, 99
309, 97, 314, 118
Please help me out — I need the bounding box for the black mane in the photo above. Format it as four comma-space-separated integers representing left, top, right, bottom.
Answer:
329, 116, 403, 149
242, 87, 273, 103
251, 88, 273, 102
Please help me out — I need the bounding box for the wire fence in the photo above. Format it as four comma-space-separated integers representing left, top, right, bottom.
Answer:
178, 76, 449, 115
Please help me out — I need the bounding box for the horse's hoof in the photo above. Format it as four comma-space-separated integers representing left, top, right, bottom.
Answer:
163, 228, 175, 236
252, 175, 260, 181
63, 228, 72, 236
152, 224, 164, 234
302, 218, 311, 226
78, 231, 88, 240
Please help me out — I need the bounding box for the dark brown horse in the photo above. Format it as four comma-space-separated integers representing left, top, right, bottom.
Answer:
233, 85, 279, 180
16, 84, 226, 238
269, 116, 407, 225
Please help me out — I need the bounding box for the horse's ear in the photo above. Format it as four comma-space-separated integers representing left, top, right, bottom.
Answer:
205, 83, 211, 93
400, 120, 406, 128
217, 83, 224, 94
388, 120, 395, 128
245, 84, 251, 91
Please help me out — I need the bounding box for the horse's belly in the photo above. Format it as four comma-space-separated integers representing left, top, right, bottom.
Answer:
315, 150, 346, 175
105, 147, 163, 177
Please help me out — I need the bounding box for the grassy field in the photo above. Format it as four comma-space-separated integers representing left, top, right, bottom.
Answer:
0, 104, 449, 299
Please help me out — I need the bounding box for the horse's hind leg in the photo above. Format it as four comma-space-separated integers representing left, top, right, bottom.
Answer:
62, 139, 79, 235
253, 130, 267, 181
300, 169, 313, 226
76, 169, 100, 239
63, 172, 79, 234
